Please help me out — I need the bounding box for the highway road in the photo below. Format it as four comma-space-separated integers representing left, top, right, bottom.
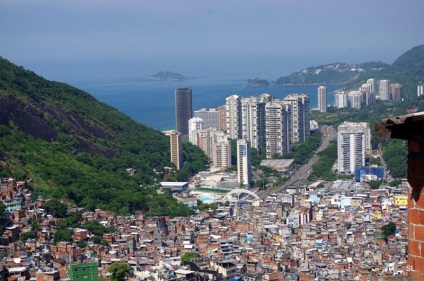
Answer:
257, 125, 336, 199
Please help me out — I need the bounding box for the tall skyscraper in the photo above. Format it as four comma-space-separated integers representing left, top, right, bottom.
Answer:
194, 108, 219, 129
284, 93, 310, 143
379, 80, 390, 101
188, 117, 203, 145
265, 101, 291, 158
317, 86, 327, 113
237, 139, 252, 186
175, 87, 193, 135
226, 95, 242, 139
241, 97, 266, 149
170, 131, 182, 170
337, 122, 371, 174
418, 83, 424, 97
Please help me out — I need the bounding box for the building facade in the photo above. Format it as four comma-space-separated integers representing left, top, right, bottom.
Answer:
337, 122, 371, 174
175, 88, 193, 135
390, 83, 402, 101
379, 80, 390, 101
237, 139, 252, 186
188, 117, 204, 145
265, 101, 292, 158
212, 133, 231, 169
283, 93, 310, 143
317, 86, 327, 113
194, 108, 219, 129
334, 90, 348, 109
170, 131, 182, 170
226, 95, 242, 139
241, 97, 266, 150
418, 83, 424, 97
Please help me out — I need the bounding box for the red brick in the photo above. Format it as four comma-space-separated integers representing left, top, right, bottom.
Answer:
416, 198, 424, 211
409, 269, 421, 281
410, 224, 416, 240
410, 240, 421, 256
415, 256, 424, 273
416, 225, 424, 241
410, 210, 424, 224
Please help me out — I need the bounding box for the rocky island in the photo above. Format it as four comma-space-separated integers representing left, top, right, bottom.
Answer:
149, 70, 186, 81
246, 78, 270, 87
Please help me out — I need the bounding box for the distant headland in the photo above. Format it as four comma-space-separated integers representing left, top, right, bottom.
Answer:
149, 71, 186, 81
246, 78, 270, 87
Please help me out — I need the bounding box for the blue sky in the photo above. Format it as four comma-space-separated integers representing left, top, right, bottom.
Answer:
1, 0, 424, 81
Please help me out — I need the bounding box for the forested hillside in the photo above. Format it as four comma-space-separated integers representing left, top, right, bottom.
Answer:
0, 57, 208, 215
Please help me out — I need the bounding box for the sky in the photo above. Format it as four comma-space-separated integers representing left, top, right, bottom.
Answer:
1, 0, 424, 82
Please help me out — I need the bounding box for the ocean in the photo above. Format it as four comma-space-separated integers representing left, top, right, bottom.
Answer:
73, 76, 342, 131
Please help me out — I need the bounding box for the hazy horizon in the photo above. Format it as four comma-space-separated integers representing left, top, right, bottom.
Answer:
1, 0, 423, 84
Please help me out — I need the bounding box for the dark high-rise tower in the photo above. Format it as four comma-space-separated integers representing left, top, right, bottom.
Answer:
175, 87, 192, 135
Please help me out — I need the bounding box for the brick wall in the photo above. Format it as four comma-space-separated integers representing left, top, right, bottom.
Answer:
407, 139, 424, 280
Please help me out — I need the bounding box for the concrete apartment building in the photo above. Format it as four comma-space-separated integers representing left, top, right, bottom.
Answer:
337, 122, 371, 174
241, 97, 266, 150
237, 139, 252, 186
283, 93, 310, 143
226, 95, 242, 139
188, 117, 204, 146
379, 79, 390, 101
194, 108, 219, 129
265, 101, 292, 159
170, 130, 182, 170
317, 86, 327, 113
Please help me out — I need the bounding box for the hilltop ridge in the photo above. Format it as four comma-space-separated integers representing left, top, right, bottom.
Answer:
0, 57, 207, 215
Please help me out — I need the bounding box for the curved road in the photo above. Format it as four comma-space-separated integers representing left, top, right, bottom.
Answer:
257, 125, 336, 198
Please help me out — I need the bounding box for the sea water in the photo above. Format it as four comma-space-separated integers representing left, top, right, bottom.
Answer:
74, 75, 341, 131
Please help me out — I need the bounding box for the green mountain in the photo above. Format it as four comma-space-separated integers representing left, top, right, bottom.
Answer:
275, 44, 424, 99
366, 44, 424, 98
274, 61, 388, 85
0, 57, 208, 215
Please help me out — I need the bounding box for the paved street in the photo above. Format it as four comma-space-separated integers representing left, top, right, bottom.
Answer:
257, 125, 336, 198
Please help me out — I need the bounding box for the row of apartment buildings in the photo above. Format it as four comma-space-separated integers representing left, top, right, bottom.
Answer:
187, 93, 310, 164
333, 79, 403, 110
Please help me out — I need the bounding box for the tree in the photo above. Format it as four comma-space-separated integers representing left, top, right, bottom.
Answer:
381, 222, 397, 239
368, 179, 382, 189
20, 231, 34, 242
181, 252, 200, 264
43, 199, 68, 218
53, 229, 73, 244
0, 202, 7, 220
108, 262, 132, 281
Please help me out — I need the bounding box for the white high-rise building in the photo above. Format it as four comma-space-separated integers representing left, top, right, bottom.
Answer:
237, 139, 252, 186
348, 90, 363, 110
212, 133, 231, 169
366, 79, 376, 104
265, 101, 291, 158
188, 117, 204, 145
284, 93, 310, 143
241, 97, 266, 149
418, 83, 424, 97
337, 122, 371, 174
194, 108, 219, 129
226, 95, 242, 139
334, 90, 348, 108
318, 86, 327, 113
379, 79, 390, 100
367, 78, 377, 96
